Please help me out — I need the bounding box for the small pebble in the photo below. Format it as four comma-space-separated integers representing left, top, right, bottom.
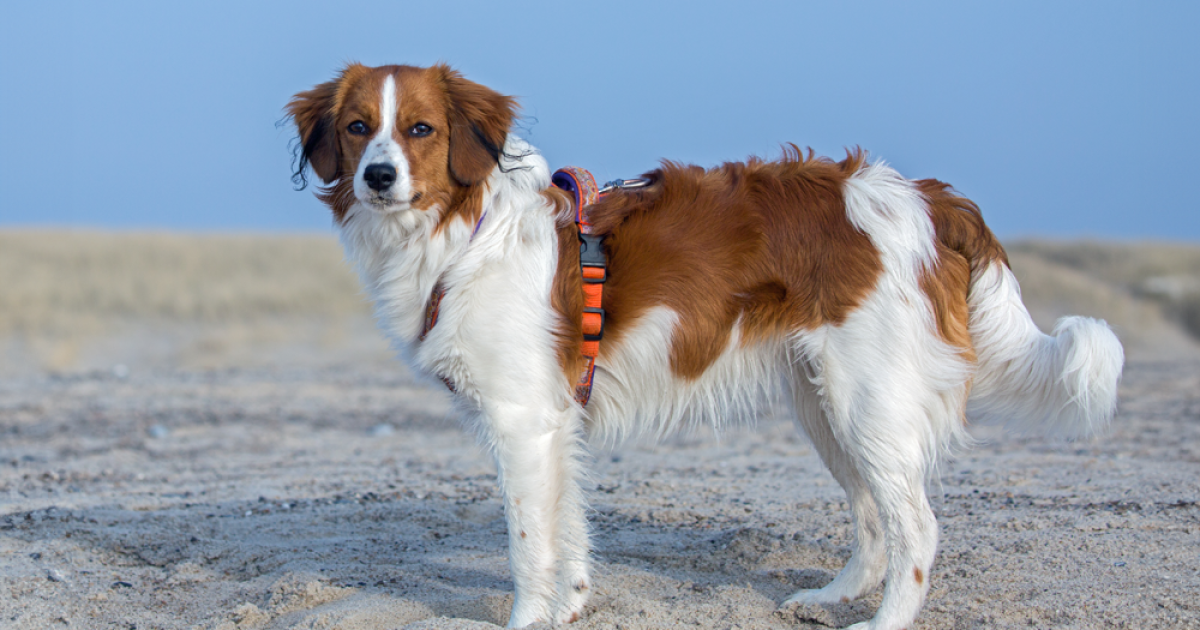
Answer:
147, 425, 171, 439
368, 423, 395, 437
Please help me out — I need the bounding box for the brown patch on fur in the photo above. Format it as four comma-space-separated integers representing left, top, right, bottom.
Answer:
548, 188, 587, 388
287, 64, 376, 187
288, 64, 515, 227
520, 530, 526, 539
288, 79, 341, 183
840, 596, 850, 603
316, 178, 358, 223
584, 146, 882, 379
434, 184, 487, 238
919, 250, 973, 357
916, 179, 1009, 362
426, 65, 515, 234
567, 612, 580, 623
918, 179, 1008, 274
913, 566, 924, 585
918, 245, 975, 364
435, 66, 517, 186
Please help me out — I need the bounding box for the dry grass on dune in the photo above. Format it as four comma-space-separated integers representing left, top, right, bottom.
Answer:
1009, 239, 1200, 287
0, 230, 382, 373
1006, 249, 1194, 356
1008, 240, 1200, 344
0, 230, 370, 336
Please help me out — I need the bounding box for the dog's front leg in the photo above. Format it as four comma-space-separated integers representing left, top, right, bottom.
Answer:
549, 412, 590, 624
489, 407, 571, 628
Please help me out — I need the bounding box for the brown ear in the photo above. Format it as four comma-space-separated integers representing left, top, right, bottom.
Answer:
287, 77, 343, 185
437, 64, 517, 186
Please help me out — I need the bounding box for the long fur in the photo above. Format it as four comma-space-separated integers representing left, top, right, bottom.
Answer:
966, 262, 1124, 435
289, 64, 1124, 630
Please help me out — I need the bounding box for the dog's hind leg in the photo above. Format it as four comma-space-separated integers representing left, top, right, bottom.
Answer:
787, 325, 961, 630
782, 311, 970, 630
796, 398, 941, 630
783, 370, 887, 607
839, 438, 938, 630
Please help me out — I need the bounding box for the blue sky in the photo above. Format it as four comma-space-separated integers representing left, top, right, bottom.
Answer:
1, 1, 1196, 239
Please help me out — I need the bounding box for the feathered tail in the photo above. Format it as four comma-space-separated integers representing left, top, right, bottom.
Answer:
918, 179, 1124, 437
965, 260, 1124, 436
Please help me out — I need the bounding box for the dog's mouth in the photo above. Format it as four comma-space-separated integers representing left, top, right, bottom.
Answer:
365, 191, 422, 209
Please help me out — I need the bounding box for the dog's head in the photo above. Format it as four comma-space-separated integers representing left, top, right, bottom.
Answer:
288, 64, 516, 222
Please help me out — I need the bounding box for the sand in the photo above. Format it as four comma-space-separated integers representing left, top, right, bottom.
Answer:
1, 232, 1198, 629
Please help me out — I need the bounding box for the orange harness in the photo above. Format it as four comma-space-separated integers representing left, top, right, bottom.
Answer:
551, 166, 607, 406
421, 167, 639, 406
550, 167, 650, 405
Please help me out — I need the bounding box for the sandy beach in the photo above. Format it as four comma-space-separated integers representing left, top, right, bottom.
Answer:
1, 232, 1198, 629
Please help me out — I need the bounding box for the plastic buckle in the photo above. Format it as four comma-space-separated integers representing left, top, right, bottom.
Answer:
579, 233, 607, 283
583, 307, 605, 341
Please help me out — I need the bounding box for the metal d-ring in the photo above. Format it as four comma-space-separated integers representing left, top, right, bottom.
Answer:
598, 178, 652, 194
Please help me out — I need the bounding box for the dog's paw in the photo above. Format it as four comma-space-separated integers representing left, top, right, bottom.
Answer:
776, 592, 875, 629
506, 604, 548, 628
552, 578, 590, 624
553, 609, 583, 625
504, 615, 545, 629
782, 586, 849, 606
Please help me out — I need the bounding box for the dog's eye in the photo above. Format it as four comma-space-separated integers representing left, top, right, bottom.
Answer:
409, 123, 433, 138
347, 121, 370, 135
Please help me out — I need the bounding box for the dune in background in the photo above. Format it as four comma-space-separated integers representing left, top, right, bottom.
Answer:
1007, 240, 1200, 358
1, 230, 1198, 375
0, 230, 389, 375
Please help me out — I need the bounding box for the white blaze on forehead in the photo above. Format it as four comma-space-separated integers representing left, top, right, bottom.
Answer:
375, 74, 397, 141
354, 73, 413, 206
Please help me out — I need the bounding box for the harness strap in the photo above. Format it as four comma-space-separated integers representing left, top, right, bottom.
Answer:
551, 166, 606, 406
419, 211, 488, 393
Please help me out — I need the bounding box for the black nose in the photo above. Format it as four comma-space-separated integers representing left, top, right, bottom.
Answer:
364, 163, 397, 191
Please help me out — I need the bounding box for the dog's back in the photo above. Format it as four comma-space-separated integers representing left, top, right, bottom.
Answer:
577, 146, 1121, 443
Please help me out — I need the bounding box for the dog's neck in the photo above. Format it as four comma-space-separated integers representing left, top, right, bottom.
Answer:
339, 199, 465, 346
336, 135, 553, 357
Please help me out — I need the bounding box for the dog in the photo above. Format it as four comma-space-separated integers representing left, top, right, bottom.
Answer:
287, 63, 1124, 630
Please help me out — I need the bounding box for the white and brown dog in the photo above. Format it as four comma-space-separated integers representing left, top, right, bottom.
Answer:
288, 64, 1123, 630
